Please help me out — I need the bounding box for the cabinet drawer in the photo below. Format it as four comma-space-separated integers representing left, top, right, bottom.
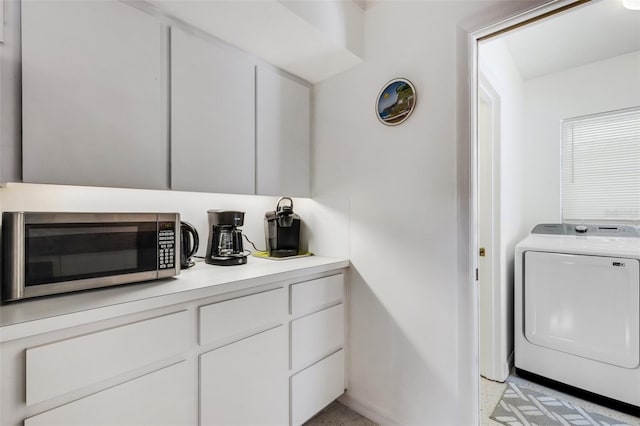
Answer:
25, 362, 190, 426
26, 311, 188, 406
291, 304, 344, 370
291, 349, 345, 426
199, 288, 285, 346
290, 274, 344, 316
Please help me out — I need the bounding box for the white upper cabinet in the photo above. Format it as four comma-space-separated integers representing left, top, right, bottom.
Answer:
171, 27, 255, 194
18, 1, 312, 195
21, 1, 168, 189
0, 0, 21, 183
256, 66, 311, 197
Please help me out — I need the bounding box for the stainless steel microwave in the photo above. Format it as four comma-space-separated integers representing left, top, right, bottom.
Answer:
1, 212, 180, 302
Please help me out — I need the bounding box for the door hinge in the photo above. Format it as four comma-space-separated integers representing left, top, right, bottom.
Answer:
475, 268, 478, 281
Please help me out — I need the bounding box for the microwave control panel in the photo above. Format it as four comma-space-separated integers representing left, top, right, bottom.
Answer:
158, 222, 176, 269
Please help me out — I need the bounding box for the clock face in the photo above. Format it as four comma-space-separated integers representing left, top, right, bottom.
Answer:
376, 78, 416, 126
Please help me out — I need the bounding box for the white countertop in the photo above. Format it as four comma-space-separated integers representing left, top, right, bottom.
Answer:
0, 255, 349, 342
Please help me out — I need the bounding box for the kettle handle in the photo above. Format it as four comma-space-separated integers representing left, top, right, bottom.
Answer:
181, 221, 199, 259
276, 197, 293, 213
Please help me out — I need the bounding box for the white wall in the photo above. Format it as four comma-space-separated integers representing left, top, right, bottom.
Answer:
522, 50, 640, 230
478, 37, 527, 380
0, 183, 350, 260
312, 1, 545, 424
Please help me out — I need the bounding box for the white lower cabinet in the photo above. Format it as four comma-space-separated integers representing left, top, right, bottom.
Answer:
199, 288, 285, 346
200, 326, 288, 426
291, 304, 344, 371
289, 274, 346, 425
26, 311, 189, 406
0, 271, 347, 426
291, 350, 345, 426
25, 362, 190, 426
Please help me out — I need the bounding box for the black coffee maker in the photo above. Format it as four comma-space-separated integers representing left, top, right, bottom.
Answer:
205, 210, 248, 266
264, 197, 301, 258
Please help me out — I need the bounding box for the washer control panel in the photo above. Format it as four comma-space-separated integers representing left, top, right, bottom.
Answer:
532, 223, 640, 237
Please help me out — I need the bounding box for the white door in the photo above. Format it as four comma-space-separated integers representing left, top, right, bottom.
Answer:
478, 82, 506, 381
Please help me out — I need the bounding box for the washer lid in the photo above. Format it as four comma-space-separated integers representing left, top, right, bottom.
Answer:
516, 232, 640, 259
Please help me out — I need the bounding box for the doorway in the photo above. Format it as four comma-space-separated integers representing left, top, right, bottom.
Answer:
472, 0, 640, 419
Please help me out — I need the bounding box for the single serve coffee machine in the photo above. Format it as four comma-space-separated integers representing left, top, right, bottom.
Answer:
264, 197, 301, 258
205, 210, 248, 266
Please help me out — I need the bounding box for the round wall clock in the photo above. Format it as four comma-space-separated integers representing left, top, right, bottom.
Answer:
376, 78, 417, 126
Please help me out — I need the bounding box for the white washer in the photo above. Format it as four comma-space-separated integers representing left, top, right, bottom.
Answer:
515, 223, 640, 408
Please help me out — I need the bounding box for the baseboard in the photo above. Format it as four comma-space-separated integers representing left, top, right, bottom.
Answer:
338, 392, 399, 426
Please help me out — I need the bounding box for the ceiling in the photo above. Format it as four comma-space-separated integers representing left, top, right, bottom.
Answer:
499, 0, 640, 80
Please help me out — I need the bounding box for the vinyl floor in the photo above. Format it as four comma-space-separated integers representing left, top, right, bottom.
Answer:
480, 375, 640, 426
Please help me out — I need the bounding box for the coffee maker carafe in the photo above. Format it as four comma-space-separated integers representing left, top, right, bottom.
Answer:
205, 210, 248, 266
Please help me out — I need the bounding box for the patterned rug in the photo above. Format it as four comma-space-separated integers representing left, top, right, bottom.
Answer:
490, 382, 633, 426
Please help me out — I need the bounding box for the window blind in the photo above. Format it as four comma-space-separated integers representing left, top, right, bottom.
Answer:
562, 107, 640, 222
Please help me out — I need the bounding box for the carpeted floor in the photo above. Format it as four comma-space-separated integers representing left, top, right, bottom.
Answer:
304, 401, 376, 426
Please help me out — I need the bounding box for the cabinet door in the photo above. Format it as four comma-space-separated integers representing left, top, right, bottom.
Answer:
256, 66, 310, 197
171, 28, 255, 194
200, 326, 288, 426
0, 0, 21, 183
25, 362, 190, 426
21, 1, 168, 189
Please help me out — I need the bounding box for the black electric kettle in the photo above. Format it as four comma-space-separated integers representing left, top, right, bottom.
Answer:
180, 221, 199, 269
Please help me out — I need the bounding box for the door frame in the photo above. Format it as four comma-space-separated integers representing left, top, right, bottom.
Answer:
467, 0, 590, 420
